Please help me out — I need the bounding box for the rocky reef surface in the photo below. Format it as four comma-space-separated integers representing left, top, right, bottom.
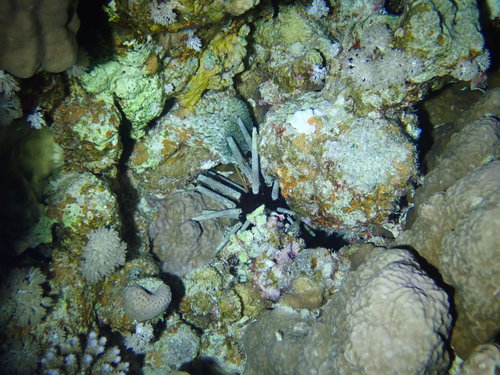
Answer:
0, 1, 498, 374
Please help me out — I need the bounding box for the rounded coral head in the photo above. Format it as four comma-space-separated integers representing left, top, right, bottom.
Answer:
122, 278, 171, 321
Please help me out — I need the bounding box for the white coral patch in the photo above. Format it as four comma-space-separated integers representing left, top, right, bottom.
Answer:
288, 108, 323, 135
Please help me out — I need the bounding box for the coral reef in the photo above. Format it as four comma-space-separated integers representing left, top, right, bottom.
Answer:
414, 116, 500, 205
1, 0, 497, 373
95, 258, 161, 333
80, 41, 167, 140
259, 91, 417, 232
397, 160, 500, 358
0, 267, 52, 328
396, 104, 500, 357
460, 344, 500, 375
52, 92, 123, 175
45, 171, 120, 235
242, 306, 315, 375
0, 70, 22, 125
0, 334, 41, 374
0, 125, 63, 253
143, 315, 200, 374
128, 90, 252, 193
123, 322, 154, 354
149, 190, 231, 276
40, 330, 129, 375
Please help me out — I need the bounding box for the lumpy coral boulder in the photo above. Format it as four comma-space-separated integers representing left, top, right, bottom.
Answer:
396, 111, 500, 358
397, 160, 500, 358
243, 248, 453, 375
149, 190, 230, 276
0, 0, 79, 78
259, 91, 417, 232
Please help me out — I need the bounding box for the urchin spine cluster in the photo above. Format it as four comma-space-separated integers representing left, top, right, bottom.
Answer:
192, 118, 302, 251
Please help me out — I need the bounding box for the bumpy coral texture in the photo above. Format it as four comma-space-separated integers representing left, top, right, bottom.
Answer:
259, 91, 417, 231
81, 227, 127, 283
460, 344, 500, 375
143, 319, 201, 372
242, 248, 452, 375
397, 160, 500, 358
0, 267, 52, 328
122, 278, 172, 321
414, 116, 500, 205
297, 248, 452, 375
0, 0, 79, 78
149, 191, 229, 276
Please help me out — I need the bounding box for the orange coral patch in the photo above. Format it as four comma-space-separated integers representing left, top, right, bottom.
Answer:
130, 143, 150, 166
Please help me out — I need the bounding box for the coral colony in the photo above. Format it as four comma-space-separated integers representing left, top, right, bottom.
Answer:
0, 0, 498, 374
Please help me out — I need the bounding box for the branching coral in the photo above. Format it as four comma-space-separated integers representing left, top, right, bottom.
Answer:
40, 330, 129, 374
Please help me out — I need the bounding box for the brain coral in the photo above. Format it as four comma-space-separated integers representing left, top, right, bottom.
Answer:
122, 278, 172, 322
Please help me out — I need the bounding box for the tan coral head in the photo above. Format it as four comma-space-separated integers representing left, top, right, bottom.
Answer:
122, 278, 172, 321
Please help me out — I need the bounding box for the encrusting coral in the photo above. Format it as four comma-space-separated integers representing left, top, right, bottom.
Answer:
2, 0, 496, 373
259, 91, 417, 232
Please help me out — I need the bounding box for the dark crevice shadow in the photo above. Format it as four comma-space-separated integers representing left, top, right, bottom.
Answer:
111, 101, 141, 257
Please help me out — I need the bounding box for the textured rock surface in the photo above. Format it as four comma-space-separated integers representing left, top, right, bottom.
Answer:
423, 89, 500, 174
52, 93, 123, 175
259, 91, 417, 231
298, 248, 452, 375
242, 306, 314, 375
149, 190, 231, 276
